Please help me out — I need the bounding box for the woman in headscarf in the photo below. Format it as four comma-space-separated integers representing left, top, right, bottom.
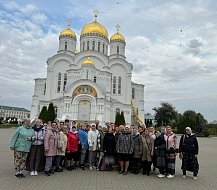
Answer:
179, 127, 199, 180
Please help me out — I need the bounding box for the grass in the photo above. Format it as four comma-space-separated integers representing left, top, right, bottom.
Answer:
0, 124, 20, 128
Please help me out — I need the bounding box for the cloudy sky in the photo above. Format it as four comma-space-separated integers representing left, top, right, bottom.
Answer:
0, 0, 217, 122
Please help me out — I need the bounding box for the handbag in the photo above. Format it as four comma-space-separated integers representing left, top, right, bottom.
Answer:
99, 157, 108, 171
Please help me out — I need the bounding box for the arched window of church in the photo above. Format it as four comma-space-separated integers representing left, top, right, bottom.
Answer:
92, 41, 95, 50
54, 106, 58, 118
94, 76, 96, 83
83, 42, 85, 51
113, 76, 116, 94
65, 42, 67, 50
118, 76, 121, 95
117, 46, 119, 54
132, 88, 135, 99
63, 74, 67, 91
87, 41, 89, 50
57, 73, 61, 93
98, 42, 100, 52
103, 43, 105, 54
43, 83, 46, 95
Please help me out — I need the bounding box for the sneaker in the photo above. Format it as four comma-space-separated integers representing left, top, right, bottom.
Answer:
89, 166, 93, 170
123, 171, 128, 175
182, 175, 186, 179
157, 174, 165, 178
118, 171, 124, 174
193, 176, 197, 180
30, 171, 35, 176
167, 174, 174, 179
20, 173, 25, 178
34, 171, 38, 176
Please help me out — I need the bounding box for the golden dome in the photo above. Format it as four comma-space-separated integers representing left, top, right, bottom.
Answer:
110, 32, 125, 42
83, 57, 94, 65
60, 28, 76, 38
81, 21, 108, 39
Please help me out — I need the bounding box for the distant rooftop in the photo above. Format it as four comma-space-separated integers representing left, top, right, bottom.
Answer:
0, 105, 30, 112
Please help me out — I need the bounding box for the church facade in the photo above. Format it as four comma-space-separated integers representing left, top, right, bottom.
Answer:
30, 14, 144, 125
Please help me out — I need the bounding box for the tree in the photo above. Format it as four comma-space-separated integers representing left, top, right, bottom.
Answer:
153, 102, 178, 127
120, 111, 126, 125
115, 112, 122, 126
177, 110, 207, 133
38, 106, 48, 122
115, 111, 126, 126
47, 103, 56, 122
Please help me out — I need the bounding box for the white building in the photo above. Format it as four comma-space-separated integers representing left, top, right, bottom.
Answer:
0, 105, 30, 119
30, 13, 144, 124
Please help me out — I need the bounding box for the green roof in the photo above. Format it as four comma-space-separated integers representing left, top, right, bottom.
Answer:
0, 105, 30, 112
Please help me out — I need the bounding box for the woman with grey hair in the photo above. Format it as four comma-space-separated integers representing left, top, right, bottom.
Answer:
10, 119, 35, 178
179, 127, 199, 180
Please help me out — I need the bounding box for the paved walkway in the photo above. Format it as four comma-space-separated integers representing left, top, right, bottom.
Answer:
0, 128, 217, 190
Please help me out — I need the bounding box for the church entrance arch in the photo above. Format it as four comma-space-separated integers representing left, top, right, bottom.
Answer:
71, 85, 97, 121
78, 100, 91, 121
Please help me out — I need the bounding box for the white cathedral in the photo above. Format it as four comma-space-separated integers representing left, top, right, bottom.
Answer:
30, 12, 145, 125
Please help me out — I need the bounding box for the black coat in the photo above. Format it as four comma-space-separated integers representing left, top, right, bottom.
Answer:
104, 133, 116, 156
154, 134, 166, 157
179, 134, 199, 155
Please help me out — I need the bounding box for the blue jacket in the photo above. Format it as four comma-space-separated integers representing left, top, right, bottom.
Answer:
10, 125, 35, 153
78, 129, 88, 150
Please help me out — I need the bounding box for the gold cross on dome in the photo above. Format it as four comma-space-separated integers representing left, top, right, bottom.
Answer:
116, 24, 120, 33
93, 9, 99, 21
67, 18, 71, 28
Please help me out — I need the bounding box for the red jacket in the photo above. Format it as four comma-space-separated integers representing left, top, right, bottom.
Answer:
67, 132, 79, 153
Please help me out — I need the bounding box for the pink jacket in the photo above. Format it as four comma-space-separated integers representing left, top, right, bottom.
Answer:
164, 132, 179, 152
44, 127, 59, 156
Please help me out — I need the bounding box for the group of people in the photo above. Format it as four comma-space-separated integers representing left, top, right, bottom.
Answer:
10, 118, 199, 180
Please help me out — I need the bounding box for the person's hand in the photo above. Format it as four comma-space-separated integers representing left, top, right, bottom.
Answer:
89, 146, 93, 151
26, 137, 32, 141
179, 153, 183, 159
67, 151, 70, 154
45, 148, 49, 152
10, 147, 14, 150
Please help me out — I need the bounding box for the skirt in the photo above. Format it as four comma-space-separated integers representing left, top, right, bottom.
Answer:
181, 153, 199, 173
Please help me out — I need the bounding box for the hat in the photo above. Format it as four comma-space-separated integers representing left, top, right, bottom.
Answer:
91, 123, 96, 127
102, 125, 107, 129
185, 127, 192, 131
125, 125, 130, 129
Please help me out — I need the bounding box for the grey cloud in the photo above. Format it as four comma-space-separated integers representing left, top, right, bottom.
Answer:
184, 39, 203, 56
162, 65, 216, 82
